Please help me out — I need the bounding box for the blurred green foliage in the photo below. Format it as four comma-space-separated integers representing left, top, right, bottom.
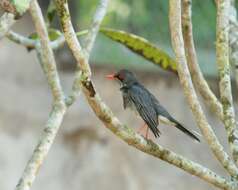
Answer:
38, 0, 225, 76
76, 0, 216, 49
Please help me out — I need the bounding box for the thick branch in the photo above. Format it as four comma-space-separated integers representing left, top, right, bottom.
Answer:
54, 0, 108, 105
229, 1, 238, 93
82, 86, 235, 190
216, 0, 238, 165
181, 0, 223, 120
55, 0, 90, 75
15, 106, 66, 190
29, 0, 65, 104
55, 0, 236, 189
0, 13, 15, 39
169, 0, 238, 178
15, 1, 66, 190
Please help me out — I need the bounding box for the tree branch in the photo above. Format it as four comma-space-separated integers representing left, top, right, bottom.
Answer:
229, 0, 238, 94
15, 106, 66, 190
1, 0, 32, 16
54, 0, 107, 106
7, 30, 66, 50
65, 0, 108, 106
55, 0, 236, 189
29, 0, 65, 104
6, 29, 88, 51
81, 81, 235, 190
216, 0, 238, 165
169, 0, 238, 178
0, 13, 15, 39
55, 0, 91, 76
181, 0, 223, 120
0, 0, 33, 40
83, 0, 109, 57
7, 30, 36, 47
15, 1, 66, 190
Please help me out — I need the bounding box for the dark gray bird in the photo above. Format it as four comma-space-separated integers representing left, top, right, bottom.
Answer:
106, 69, 200, 142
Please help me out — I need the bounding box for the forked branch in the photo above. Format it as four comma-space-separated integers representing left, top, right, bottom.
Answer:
216, 0, 238, 165
0, 13, 15, 39
7, 0, 238, 189
15, 1, 66, 190
169, 0, 238, 178
0, 0, 33, 39
55, 0, 236, 189
181, 0, 223, 120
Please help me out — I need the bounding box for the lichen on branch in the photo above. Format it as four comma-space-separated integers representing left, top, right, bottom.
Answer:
216, 0, 238, 165
54, 0, 237, 189
169, 0, 238, 179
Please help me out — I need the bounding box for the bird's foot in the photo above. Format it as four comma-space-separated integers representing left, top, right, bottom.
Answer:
137, 124, 156, 141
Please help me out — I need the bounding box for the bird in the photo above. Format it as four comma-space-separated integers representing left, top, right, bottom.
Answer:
106, 69, 200, 142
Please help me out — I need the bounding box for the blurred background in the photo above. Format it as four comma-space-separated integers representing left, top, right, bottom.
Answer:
0, 1, 237, 190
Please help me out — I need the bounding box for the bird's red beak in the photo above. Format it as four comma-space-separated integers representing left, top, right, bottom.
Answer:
106, 73, 115, 80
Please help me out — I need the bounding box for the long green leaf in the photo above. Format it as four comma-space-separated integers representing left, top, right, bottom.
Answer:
100, 28, 177, 73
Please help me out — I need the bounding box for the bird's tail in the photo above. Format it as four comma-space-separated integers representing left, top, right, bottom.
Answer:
174, 122, 200, 142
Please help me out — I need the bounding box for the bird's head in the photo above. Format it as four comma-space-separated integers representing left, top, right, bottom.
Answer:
106, 69, 138, 87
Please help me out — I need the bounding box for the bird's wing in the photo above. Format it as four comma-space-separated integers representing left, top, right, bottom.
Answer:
128, 85, 160, 137
148, 90, 200, 142
147, 91, 174, 119
122, 90, 131, 109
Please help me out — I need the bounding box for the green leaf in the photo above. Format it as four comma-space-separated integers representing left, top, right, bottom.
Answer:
27, 28, 62, 51
100, 28, 177, 73
28, 28, 62, 41
48, 28, 62, 41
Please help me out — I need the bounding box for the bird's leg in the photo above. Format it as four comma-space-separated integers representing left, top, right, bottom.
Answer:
137, 123, 147, 133
137, 123, 155, 141
145, 126, 149, 139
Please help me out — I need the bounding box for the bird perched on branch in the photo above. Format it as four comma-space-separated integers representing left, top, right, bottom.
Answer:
106, 69, 200, 142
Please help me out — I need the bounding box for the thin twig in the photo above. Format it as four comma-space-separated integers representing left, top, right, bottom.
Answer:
169, 0, 238, 178
0, 13, 15, 39
84, 0, 109, 57
55, 0, 237, 188
181, 0, 223, 120
7, 30, 36, 47
7, 30, 88, 50
15, 1, 66, 190
216, 0, 238, 165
